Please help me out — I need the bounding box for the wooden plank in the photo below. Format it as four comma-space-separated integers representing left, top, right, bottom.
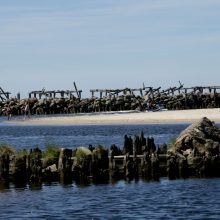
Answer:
0, 87, 11, 101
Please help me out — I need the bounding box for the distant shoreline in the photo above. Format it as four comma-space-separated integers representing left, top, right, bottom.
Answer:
4, 108, 220, 125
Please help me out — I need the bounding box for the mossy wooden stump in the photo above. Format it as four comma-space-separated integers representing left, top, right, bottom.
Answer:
10, 155, 27, 185
0, 154, 9, 181
58, 148, 73, 183
28, 148, 42, 183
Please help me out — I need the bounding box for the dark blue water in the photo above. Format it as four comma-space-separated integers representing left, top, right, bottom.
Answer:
0, 123, 189, 150
0, 122, 220, 219
0, 178, 220, 219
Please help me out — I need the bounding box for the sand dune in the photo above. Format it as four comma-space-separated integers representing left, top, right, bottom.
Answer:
6, 108, 220, 125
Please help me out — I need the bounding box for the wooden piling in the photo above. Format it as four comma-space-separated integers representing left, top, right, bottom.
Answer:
0, 154, 10, 181
58, 148, 73, 183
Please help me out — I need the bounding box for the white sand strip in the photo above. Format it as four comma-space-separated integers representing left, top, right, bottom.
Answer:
6, 108, 220, 125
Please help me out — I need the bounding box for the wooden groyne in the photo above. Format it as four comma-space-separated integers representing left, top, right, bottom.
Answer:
28, 82, 82, 99
0, 132, 168, 186
1, 84, 220, 117
1, 117, 220, 187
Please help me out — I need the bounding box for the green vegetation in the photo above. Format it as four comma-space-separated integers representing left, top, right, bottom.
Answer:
76, 149, 88, 160
96, 144, 105, 151
75, 147, 92, 162
94, 145, 108, 157
41, 145, 60, 167
15, 149, 28, 158
0, 143, 15, 156
167, 137, 177, 149
42, 144, 60, 160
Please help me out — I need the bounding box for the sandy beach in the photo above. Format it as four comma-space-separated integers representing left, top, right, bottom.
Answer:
6, 108, 220, 125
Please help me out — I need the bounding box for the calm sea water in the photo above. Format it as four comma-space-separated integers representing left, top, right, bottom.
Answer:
0, 178, 220, 219
0, 122, 188, 150
0, 119, 220, 219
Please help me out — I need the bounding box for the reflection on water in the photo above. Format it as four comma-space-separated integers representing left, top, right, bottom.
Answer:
0, 178, 220, 219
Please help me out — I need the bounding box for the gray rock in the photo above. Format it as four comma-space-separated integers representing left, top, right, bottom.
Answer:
168, 117, 220, 178
45, 164, 57, 173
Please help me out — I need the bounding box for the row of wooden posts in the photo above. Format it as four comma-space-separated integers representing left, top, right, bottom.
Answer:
2, 84, 220, 101
0, 153, 167, 187
0, 133, 217, 187
90, 85, 220, 98
26, 85, 220, 99
0, 131, 188, 187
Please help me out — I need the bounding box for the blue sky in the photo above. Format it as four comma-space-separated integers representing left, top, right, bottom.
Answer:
0, 0, 220, 98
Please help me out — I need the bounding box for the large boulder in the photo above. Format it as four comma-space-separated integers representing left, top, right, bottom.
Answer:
168, 117, 220, 178
171, 117, 220, 156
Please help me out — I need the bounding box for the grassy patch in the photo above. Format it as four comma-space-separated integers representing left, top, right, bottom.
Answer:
0, 143, 16, 156
42, 144, 60, 160
167, 137, 177, 149
75, 147, 92, 163
16, 149, 28, 158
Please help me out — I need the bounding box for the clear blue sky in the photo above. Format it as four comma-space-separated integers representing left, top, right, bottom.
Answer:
1, 0, 220, 98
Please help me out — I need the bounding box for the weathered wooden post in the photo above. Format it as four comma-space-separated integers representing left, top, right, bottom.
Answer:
146, 137, 156, 153
141, 151, 151, 179
58, 148, 73, 183
17, 92, 20, 100
92, 146, 109, 182
109, 97, 112, 111
11, 155, 27, 185
61, 91, 64, 98
213, 88, 217, 106
124, 153, 133, 179
140, 89, 143, 97
91, 91, 94, 98
151, 153, 159, 181
123, 135, 133, 155
109, 144, 121, 180
28, 148, 42, 183
0, 154, 10, 182
134, 135, 141, 155
109, 146, 114, 170
78, 91, 82, 99
140, 131, 146, 149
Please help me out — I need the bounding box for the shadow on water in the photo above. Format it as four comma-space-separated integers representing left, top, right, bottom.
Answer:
28, 183, 42, 191
0, 177, 162, 191
0, 181, 10, 191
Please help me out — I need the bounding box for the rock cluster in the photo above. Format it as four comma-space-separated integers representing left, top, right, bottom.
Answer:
153, 93, 220, 110
0, 95, 144, 117
167, 117, 220, 178
0, 92, 220, 117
